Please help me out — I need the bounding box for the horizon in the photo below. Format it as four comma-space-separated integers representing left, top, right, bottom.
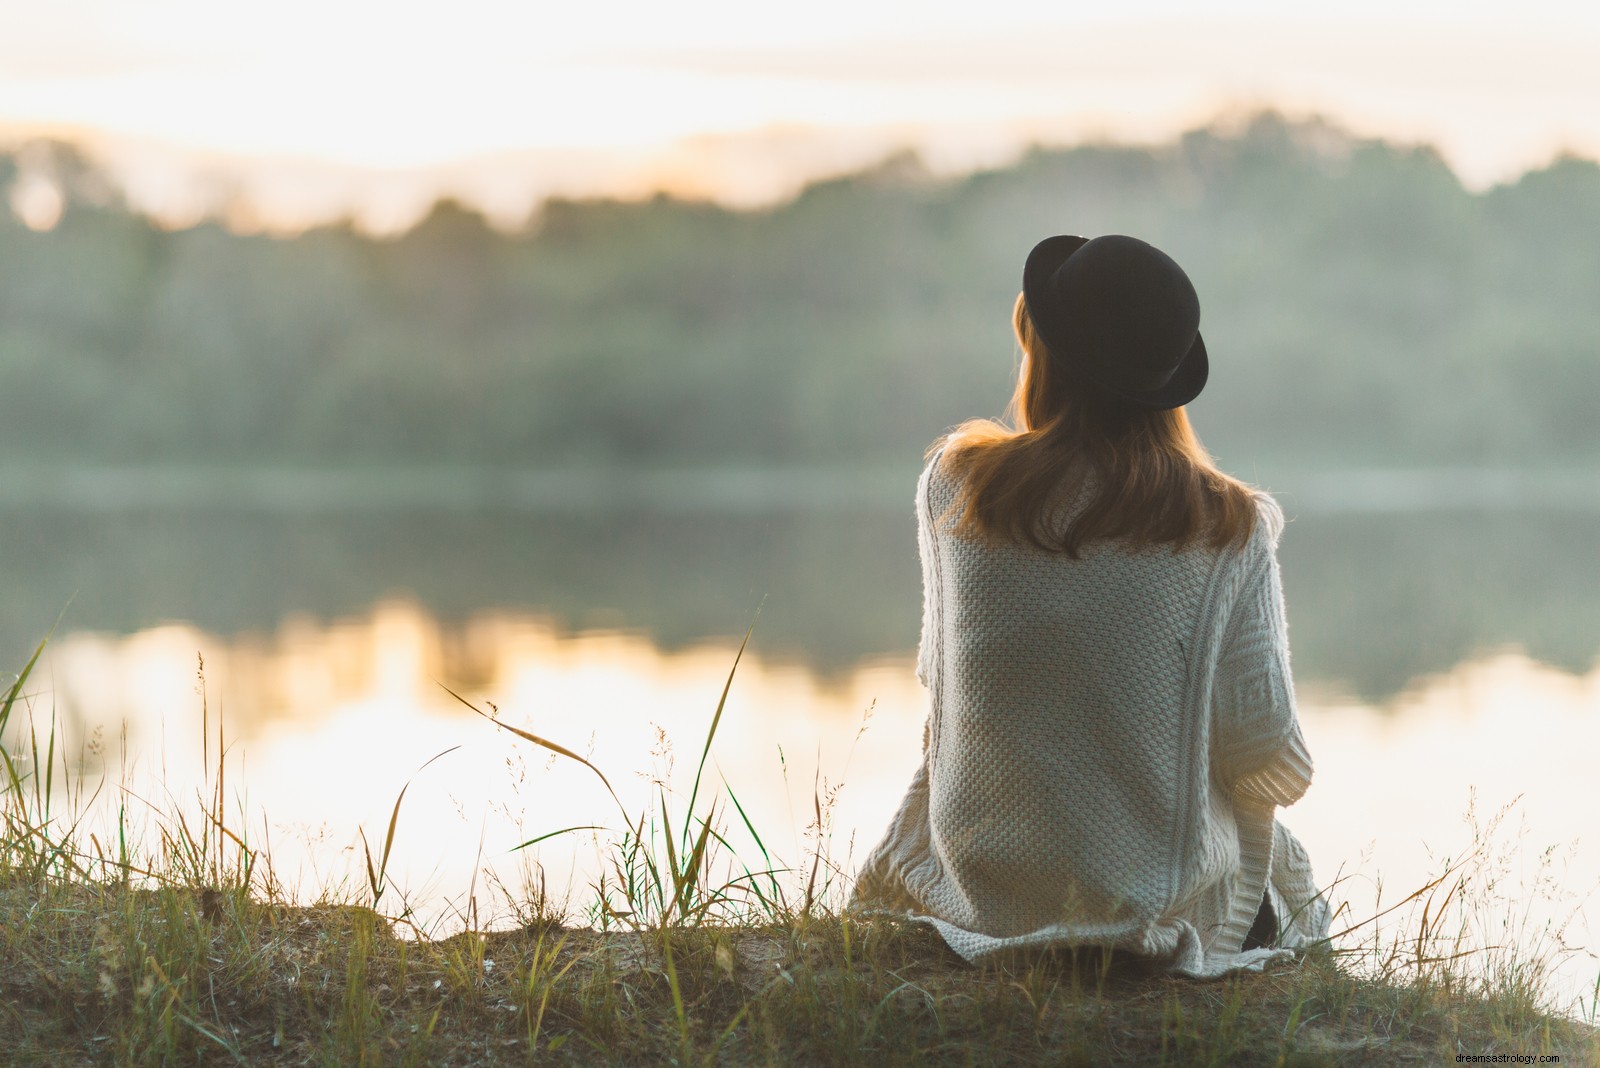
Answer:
7, 108, 1598, 240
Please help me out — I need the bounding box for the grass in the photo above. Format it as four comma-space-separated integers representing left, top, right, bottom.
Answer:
3, 634, 1599, 1066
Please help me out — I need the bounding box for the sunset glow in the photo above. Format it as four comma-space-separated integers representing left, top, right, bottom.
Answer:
5, 1, 1600, 226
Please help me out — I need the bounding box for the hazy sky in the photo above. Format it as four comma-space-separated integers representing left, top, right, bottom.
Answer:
5, 0, 1599, 229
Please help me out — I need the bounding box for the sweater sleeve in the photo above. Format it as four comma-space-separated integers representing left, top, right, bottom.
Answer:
1211, 496, 1314, 807
913, 452, 944, 690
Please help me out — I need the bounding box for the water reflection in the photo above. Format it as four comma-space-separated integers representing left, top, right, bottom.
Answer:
6, 504, 1599, 701
24, 605, 930, 918
12, 606, 1597, 1013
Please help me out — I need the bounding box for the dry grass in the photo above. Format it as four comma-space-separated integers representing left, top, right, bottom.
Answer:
4, 635, 1598, 1065
3, 890, 1594, 1065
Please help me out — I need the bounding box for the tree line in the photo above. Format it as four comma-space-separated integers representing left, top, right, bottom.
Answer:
2, 112, 1597, 473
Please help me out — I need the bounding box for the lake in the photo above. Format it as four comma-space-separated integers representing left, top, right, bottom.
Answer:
3, 468, 1598, 1015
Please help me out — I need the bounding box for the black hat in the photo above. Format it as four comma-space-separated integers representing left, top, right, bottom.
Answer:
1022, 234, 1208, 410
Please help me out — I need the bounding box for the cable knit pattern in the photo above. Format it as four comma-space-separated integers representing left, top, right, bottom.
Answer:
851, 452, 1330, 976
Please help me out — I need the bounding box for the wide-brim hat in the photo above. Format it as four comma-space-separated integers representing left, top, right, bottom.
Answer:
1022, 234, 1208, 410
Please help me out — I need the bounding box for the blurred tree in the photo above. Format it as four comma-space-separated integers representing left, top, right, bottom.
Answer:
1, 114, 1598, 470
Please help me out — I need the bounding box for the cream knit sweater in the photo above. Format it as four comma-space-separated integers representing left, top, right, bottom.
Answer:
851, 452, 1330, 976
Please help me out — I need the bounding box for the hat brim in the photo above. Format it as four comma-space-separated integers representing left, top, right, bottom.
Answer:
1022, 235, 1208, 411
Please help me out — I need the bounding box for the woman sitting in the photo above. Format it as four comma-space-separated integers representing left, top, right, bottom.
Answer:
851, 234, 1330, 975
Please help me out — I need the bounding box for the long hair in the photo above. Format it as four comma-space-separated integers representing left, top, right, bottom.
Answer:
939, 293, 1257, 557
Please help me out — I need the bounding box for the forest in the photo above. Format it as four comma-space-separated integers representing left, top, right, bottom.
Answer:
2, 111, 1598, 475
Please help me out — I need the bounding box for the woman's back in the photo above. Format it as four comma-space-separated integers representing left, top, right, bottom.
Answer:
850, 234, 1328, 975
925, 459, 1228, 935
866, 454, 1316, 971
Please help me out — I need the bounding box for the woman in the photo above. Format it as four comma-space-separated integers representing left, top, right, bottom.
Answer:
851, 234, 1329, 976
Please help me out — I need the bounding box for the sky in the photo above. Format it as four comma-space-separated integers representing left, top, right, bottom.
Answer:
4, 0, 1600, 230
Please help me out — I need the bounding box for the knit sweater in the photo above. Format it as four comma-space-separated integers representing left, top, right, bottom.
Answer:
850, 452, 1330, 976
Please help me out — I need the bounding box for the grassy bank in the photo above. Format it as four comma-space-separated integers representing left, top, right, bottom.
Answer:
6, 885, 1597, 1066
4, 639, 1598, 1065
5, 885, 1599, 1065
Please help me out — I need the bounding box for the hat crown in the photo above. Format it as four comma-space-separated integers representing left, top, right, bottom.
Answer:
1050, 236, 1199, 389
1022, 233, 1209, 409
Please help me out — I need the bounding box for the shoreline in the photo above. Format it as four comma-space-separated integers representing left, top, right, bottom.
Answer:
3, 885, 1596, 1065
4, 462, 1600, 514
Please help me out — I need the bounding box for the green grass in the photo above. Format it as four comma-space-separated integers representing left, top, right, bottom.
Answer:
3, 635, 1598, 1065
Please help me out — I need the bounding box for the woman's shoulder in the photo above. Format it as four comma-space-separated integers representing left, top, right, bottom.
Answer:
1246, 489, 1286, 548
1212, 488, 1286, 584
917, 436, 960, 503
919, 435, 1007, 519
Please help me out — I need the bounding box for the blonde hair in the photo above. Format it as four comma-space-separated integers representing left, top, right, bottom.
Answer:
939, 293, 1257, 557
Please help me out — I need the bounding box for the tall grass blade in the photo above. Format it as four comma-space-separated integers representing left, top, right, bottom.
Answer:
659, 786, 681, 919
669, 803, 720, 924
360, 827, 382, 904
683, 607, 759, 849
1326, 847, 1481, 943
658, 933, 693, 1065
2, 609, 61, 737
0, 637, 47, 729
441, 684, 628, 822
0, 637, 46, 796
721, 778, 771, 867
361, 745, 461, 906
510, 825, 608, 852
718, 779, 789, 910
27, 706, 43, 814
802, 761, 825, 913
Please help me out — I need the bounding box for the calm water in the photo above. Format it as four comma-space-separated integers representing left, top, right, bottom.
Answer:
4, 483, 1599, 1014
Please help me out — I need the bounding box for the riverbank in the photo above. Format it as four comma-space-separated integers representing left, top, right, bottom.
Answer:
5, 645, 1597, 1065
1, 882, 1594, 1066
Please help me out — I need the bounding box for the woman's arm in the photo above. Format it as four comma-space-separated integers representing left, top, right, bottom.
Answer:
914, 449, 947, 691
1211, 503, 1314, 807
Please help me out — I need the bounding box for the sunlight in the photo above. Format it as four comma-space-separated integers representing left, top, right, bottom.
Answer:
34, 606, 928, 911
5, 0, 1600, 227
